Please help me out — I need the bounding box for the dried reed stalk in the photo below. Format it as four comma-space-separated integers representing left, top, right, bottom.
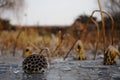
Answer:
92, 10, 115, 45
90, 17, 100, 60
64, 39, 78, 60
52, 30, 63, 57
98, 0, 106, 50
89, 10, 115, 59
28, 41, 40, 51
13, 27, 24, 56
28, 41, 51, 63
40, 48, 51, 63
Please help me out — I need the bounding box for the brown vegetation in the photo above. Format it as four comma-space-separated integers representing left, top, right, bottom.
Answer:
0, 14, 119, 57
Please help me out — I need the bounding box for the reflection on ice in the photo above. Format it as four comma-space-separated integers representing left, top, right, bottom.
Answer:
112, 74, 120, 80
0, 55, 120, 80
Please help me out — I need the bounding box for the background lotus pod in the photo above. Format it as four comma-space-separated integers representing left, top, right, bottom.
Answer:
22, 46, 33, 58
74, 40, 86, 60
103, 45, 120, 65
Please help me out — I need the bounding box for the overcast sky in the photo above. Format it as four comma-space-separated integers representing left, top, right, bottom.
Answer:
11, 0, 99, 26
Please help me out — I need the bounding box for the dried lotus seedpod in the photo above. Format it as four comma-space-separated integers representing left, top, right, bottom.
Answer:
74, 40, 86, 60
22, 54, 48, 74
103, 45, 120, 65
22, 47, 33, 58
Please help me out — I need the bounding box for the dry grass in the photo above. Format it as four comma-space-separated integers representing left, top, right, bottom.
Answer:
0, 29, 51, 55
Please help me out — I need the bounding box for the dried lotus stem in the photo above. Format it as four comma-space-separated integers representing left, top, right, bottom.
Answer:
64, 39, 78, 60
91, 10, 115, 46
98, 0, 106, 50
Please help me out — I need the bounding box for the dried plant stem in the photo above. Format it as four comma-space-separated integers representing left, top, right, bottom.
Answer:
58, 31, 63, 57
13, 27, 23, 56
52, 45, 60, 57
90, 17, 100, 60
89, 10, 115, 59
28, 41, 51, 63
98, 0, 106, 50
0, 21, 3, 54
91, 10, 115, 45
52, 30, 63, 57
64, 39, 78, 60
28, 41, 40, 51
86, 10, 100, 60
37, 48, 51, 63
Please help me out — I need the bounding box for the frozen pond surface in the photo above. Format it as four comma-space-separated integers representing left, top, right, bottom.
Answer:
0, 52, 120, 80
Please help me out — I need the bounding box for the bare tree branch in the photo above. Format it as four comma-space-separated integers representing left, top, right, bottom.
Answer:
0, 0, 26, 20
101, 0, 120, 14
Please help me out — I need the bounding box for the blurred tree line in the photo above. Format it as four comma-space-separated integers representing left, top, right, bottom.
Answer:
0, 0, 119, 42
101, 0, 120, 29
0, 0, 25, 30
